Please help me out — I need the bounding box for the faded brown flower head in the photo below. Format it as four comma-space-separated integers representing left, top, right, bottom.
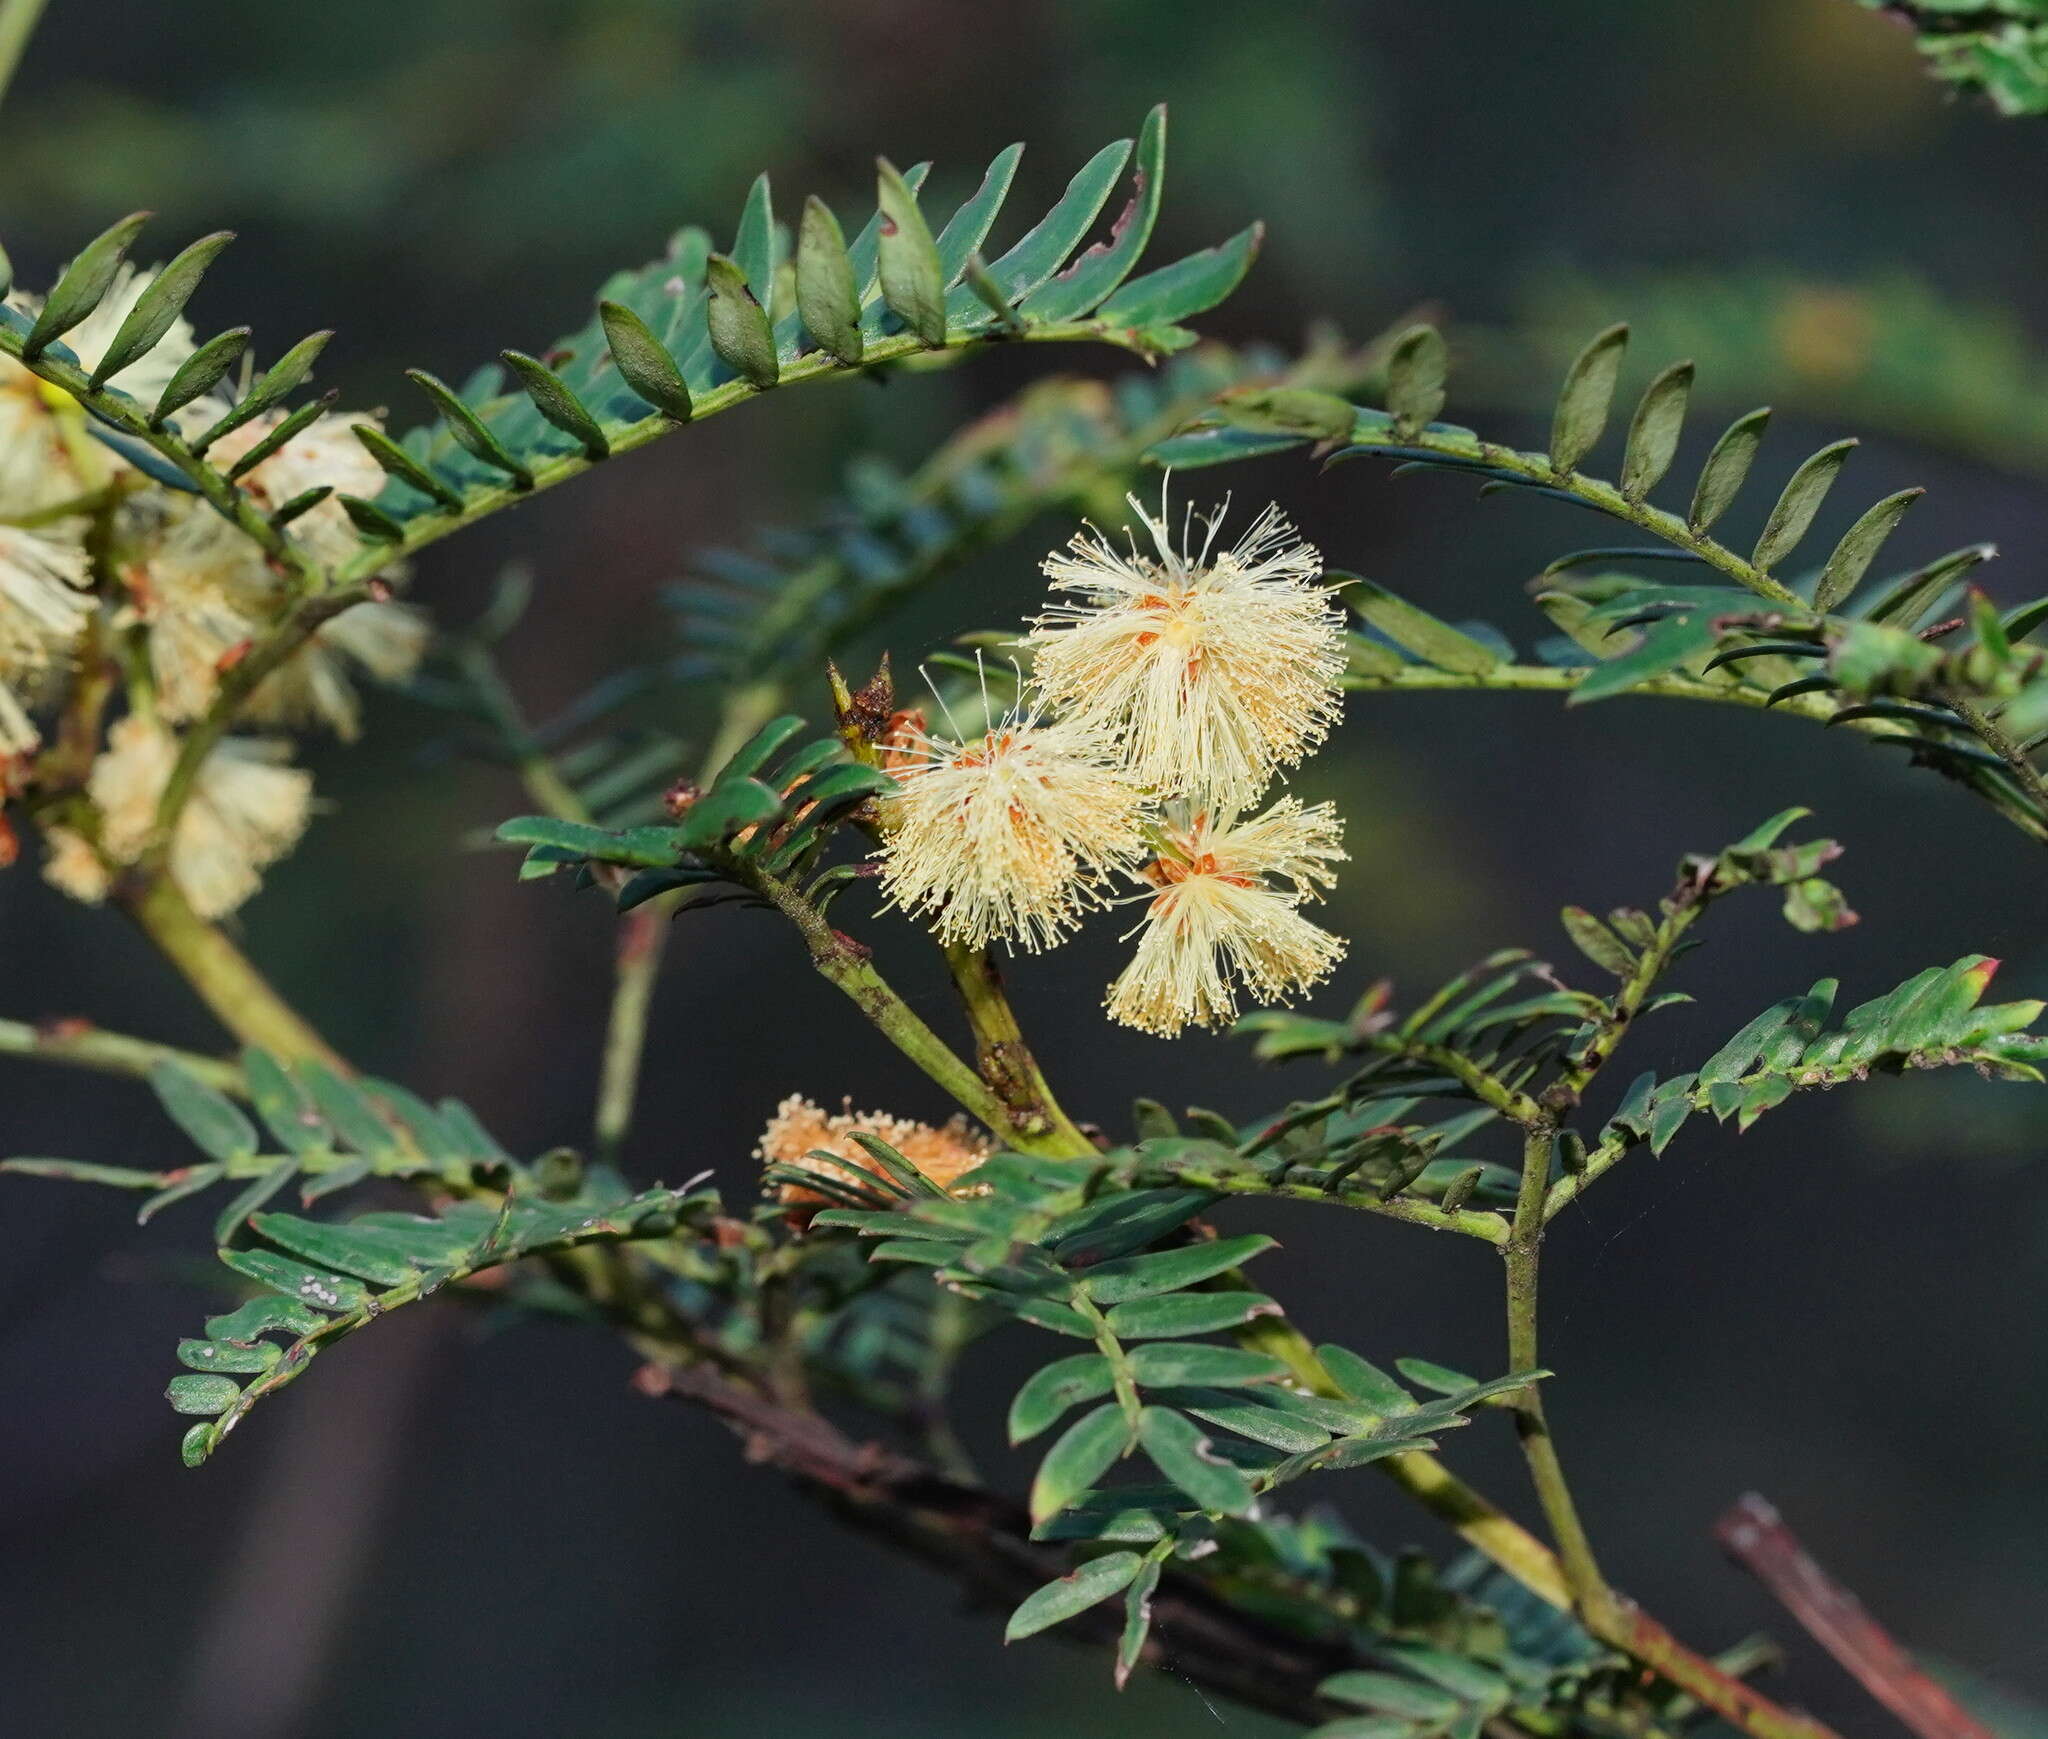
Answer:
755, 1094, 992, 1209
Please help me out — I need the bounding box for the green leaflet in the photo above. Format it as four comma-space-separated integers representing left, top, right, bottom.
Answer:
1079, 1234, 1277, 1305
315, 113, 1257, 552
875, 158, 948, 347
148, 1062, 257, 1163
1751, 438, 1857, 574
1030, 1404, 1134, 1525
1008, 1355, 1117, 1444
1620, 359, 1692, 501
24, 212, 151, 356
1548, 322, 1627, 474
1004, 1551, 1142, 1642
1137, 1406, 1254, 1516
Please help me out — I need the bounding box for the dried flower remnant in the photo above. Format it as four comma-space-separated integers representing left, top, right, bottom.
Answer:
1107, 798, 1347, 1037
1027, 493, 1345, 812
879, 706, 1148, 952
755, 1094, 992, 1207
43, 715, 312, 918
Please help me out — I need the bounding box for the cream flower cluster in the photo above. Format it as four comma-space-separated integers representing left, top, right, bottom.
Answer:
0, 261, 426, 916
880, 492, 1351, 1037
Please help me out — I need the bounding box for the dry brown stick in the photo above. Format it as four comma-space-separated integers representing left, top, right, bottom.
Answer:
1716, 1493, 1995, 1739
635, 1360, 1368, 1727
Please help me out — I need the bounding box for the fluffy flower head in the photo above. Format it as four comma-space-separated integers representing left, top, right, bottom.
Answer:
1106, 798, 1347, 1038
0, 528, 93, 753
53, 715, 313, 918
880, 701, 1148, 953
755, 1094, 991, 1209
138, 410, 421, 733
1026, 492, 1345, 812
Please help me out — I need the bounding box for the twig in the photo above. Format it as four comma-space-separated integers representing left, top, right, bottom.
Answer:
1504, 1122, 1610, 1607
1717, 1493, 1996, 1739
940, 941, 1096, 1154
741, 863, 1037, 1149
1944, 692, 2048, 827
638, 1359, 1366, 1726
0, 1016, 245, 1094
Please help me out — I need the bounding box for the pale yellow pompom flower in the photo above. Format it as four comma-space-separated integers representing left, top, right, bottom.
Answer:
70, 715, 313, 918
879, 706, 1149, 953
240, 600, 431, 740
754, 1094, 991, 1210
1026, 493, 1345, 812
140, 410, 421, 734
1106, 798, 1348, 1038
0, 527, 93, 754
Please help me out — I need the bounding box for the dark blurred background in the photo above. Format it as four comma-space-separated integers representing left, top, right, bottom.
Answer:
3, 2, 2045, 1734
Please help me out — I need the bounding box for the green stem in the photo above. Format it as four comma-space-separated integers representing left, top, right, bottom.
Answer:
1945, 691, 2048, 820
0, 0, 47, 112
745, 866, 1035, 1149
939, 942, 1095, 1154
0, 478, 131, 530
0, 1016, 245, 1095
0, 324, 309, 583
117, 872, 346, 1070
1365, 1031, 1545, 1123
593, 902, 666, 1164
1504, 1124, 1608, 1610
1221, 1285, 1575, 1609
592, 684, 787, 1165
150, 585, 371, 842
1557, 902, 1704, 1100
1124, 1152, 1508, 1242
